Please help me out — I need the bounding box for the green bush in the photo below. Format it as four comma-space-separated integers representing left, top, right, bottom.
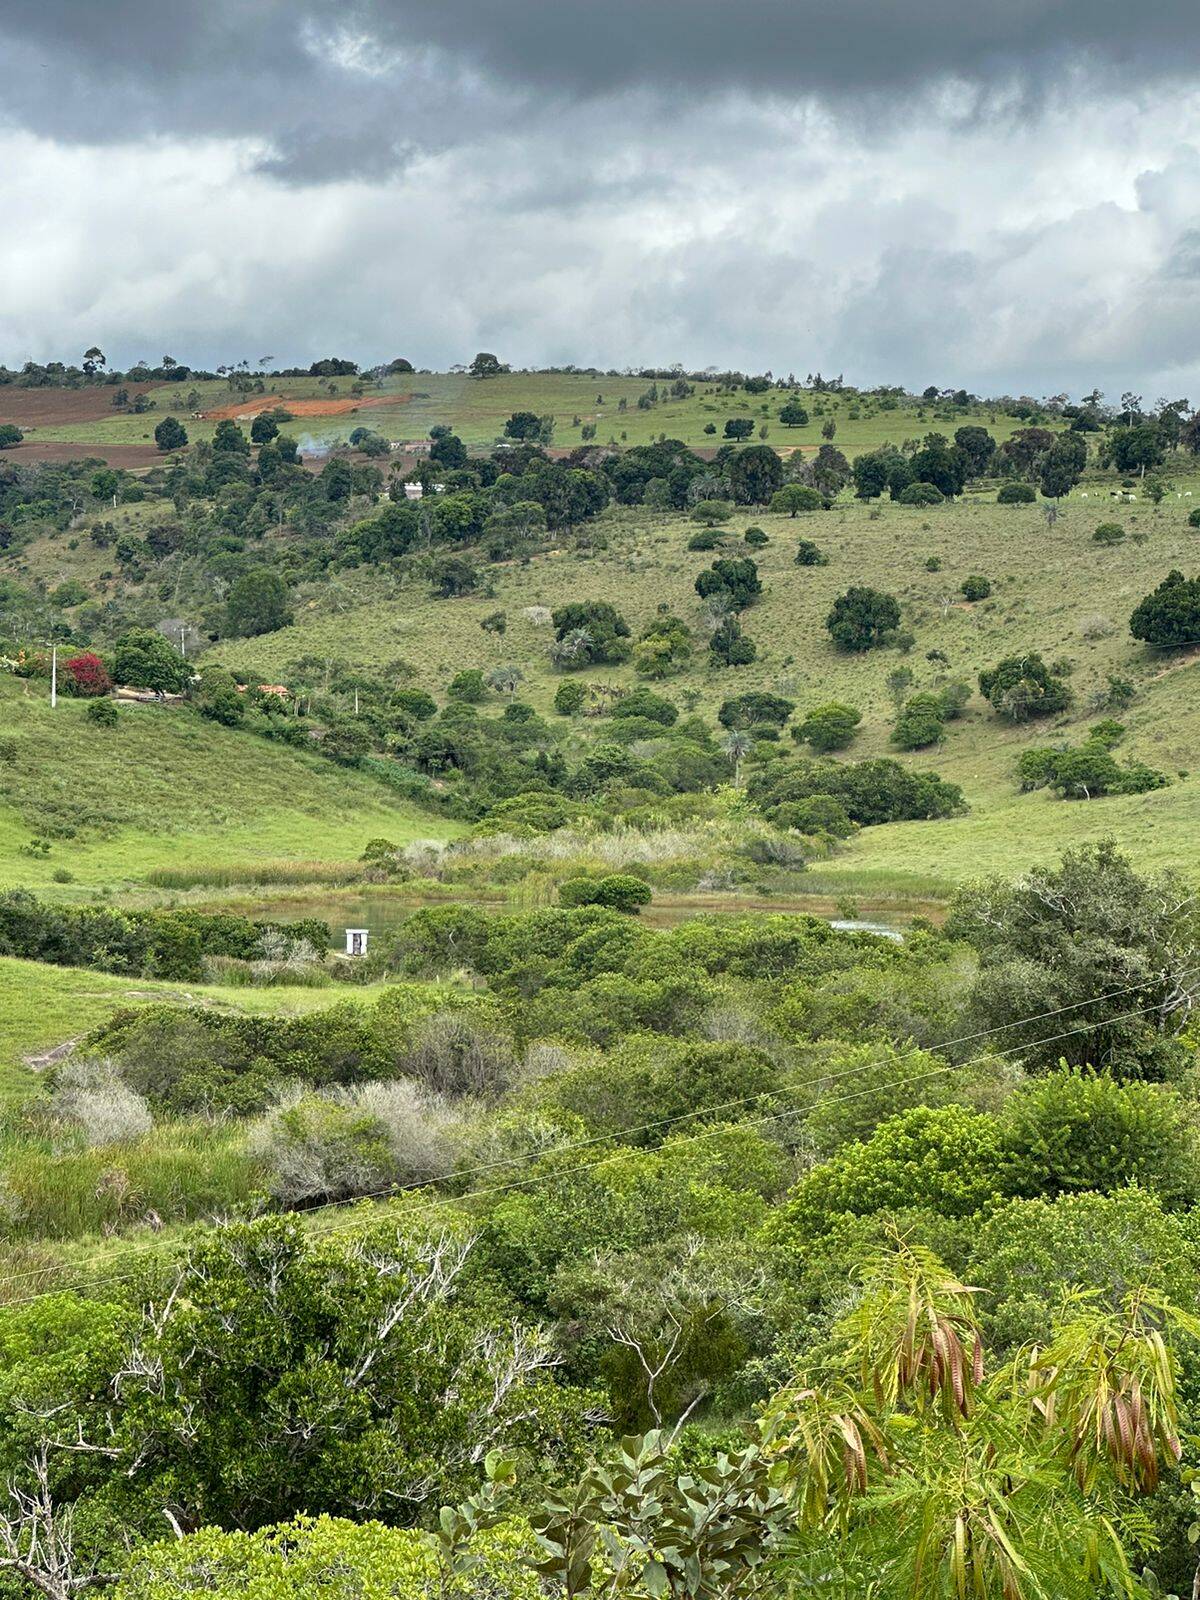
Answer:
1002, 1071, 1200, 1209
86, 698, 119, 727
794, 538, 828, 566
825, 586, 901, 652
559, 874, 653, 913
793, 702, 862, 752
686, 528, 725, 551
961, 574, 991, 600
768, 1105, 1007, 1239
554, 679, 586, 715
897, 481, 944, 506
1092, 522, 1125, 546
997, 482, 1036, 504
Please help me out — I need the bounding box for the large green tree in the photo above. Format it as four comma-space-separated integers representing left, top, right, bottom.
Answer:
225, 568, 294, 637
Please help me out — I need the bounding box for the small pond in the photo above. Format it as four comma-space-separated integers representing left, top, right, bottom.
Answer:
266, 891, 908, 951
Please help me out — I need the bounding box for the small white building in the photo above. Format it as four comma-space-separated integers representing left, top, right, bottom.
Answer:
345, 928, 369, 957
403, 482, 424, 500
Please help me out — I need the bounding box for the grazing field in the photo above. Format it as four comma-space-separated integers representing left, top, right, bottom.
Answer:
0, 955, 400, 1102
210, 481, 1200, 887
5, 372, 1066, 459
0, 676, 457, 895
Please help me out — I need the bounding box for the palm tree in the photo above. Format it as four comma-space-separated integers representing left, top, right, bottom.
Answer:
720, 729, 752, 786
485, 664, 523, 699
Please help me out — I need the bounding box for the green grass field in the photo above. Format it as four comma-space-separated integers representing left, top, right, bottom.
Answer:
0, 676, 458, 894
208, 481, 1200, 888
0, 955, 403, 1102
23, 373, 1065, 455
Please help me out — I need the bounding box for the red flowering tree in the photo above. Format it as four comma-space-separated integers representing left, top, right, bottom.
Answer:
63, 651, 112, 697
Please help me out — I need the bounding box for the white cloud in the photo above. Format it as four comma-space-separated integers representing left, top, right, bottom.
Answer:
4, 82, 1200, 397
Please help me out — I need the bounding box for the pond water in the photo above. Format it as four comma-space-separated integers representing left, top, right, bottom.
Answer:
268, 891, 908, 951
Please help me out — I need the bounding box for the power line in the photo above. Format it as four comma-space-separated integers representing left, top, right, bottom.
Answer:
3, 977, 1192, 1309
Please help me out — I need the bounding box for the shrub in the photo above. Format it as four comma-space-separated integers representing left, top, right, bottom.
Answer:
773, 794, 853, 838
695, 557, 761, 611
708, 616, 757, 665
743, 526, 769, 547
689, 499, 734, 526
825, 586, 901, 651
50, 1059, 153, 1146
559, 874, 653, 914
1188, 506, 1200, 529
752, 756, 965, 826
447, 668, 486, 703
969, 1189, 1200, 1351
1129, 569, 1200, 648
770, 1105, 1006, 1238
225, 568, 293, 637
153, 415, 188, 452
612, 687, 677, 726
86, 698, 119, 727
897, 481, 944, 506
111, 628, 189, 693
794, 538, 828, 566
1003, 1071, 1200, 1209
554, 680, 586, 716
551, 601, 632, 666
770, 485, 824, 516
686, 529, 725, 551
62, 651, 111, 697
960, 575, 991, 601
394, 687, 437, 720
997, 482, 1036, 504
891, 692, 947, 750
718, 692, 794, 730
1092, 522, 1126, 546
404, 1011, 517, 1099
978, 652, 1071, 719
250, 1081, 453, 1205
793, 702, 862, 753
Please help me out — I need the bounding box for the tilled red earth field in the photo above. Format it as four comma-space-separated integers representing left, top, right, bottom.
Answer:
0, 385, 152, 426
3, 440, 162, 468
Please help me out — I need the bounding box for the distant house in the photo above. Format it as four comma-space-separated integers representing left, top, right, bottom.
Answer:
403, 482, 424, 500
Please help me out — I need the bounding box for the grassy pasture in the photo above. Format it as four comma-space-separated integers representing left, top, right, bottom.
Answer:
0, 954, 402, 1102
210, 481, 1200, 887
20, 374, 1063, 457
0, 677, 457, 894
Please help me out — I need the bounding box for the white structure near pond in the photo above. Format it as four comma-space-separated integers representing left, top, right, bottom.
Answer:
345, 928, 369, 957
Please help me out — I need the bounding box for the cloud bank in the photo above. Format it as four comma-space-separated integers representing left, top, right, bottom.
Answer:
3, 1, 1200, 395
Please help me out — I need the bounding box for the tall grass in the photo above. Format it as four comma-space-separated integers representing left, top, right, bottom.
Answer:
0, 1124, 263, 1240
146, 860, 364, 890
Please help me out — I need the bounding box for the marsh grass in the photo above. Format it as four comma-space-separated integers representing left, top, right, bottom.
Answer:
0, 1122, 263, 1240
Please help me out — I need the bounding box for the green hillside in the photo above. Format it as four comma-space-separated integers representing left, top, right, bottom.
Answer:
20, 372, 1061, 455
209, 483, 1200, 891
0, 677, 457, 893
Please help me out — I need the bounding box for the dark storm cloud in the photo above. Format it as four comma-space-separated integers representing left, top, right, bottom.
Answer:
3, 0, 1199, 181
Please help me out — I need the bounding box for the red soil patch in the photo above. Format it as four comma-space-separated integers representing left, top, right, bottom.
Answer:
202, 393, 409, 422
0, 386, 155, 427
4, 440, 162, 468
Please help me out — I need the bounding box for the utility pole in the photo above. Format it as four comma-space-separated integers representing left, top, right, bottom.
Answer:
49, 643, 57, 708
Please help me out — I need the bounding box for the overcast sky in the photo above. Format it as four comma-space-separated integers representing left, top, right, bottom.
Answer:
4, 0, 1200, 397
